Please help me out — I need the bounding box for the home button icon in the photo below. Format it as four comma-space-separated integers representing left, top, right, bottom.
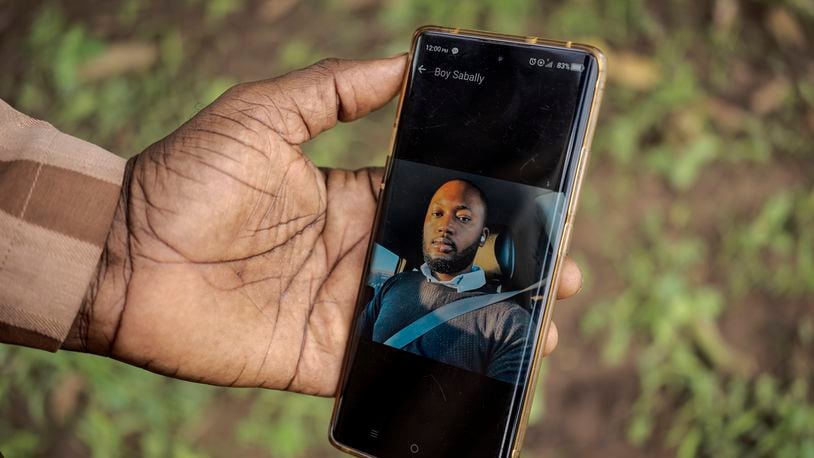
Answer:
409, 443, 420, 454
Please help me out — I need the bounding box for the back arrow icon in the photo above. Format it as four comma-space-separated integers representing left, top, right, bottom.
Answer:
418, 65, 426, 74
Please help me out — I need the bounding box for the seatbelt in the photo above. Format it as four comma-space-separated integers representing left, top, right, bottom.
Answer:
382, 281, 543, 349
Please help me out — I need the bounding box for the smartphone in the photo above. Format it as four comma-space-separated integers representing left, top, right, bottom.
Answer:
330, 26, 605, 458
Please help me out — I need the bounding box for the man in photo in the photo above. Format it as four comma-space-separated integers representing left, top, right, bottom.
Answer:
359, 179, 531, 383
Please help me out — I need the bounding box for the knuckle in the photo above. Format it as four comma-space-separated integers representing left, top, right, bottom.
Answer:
312, 57, 343, 74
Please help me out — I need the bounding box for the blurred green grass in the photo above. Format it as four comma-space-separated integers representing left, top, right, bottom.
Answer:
1, 0, 813, 456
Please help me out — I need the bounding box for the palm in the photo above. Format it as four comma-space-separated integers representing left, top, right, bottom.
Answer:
92, 59, 401, 395
119, 127, 378, 395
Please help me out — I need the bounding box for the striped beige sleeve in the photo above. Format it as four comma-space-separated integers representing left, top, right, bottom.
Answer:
0, 99, 125, 351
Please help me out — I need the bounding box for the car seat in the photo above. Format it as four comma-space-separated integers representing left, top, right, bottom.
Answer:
473, 225, 516, 293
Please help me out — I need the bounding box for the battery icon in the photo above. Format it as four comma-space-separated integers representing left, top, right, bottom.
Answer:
570, 63, 585, 72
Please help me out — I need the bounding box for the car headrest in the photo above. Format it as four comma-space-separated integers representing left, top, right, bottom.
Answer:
473, 226, 515, 285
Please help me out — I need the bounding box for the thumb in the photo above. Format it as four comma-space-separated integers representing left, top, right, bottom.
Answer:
236, 54, 407, 145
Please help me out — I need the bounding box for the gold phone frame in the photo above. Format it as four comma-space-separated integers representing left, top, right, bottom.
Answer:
329, 25, 606, 458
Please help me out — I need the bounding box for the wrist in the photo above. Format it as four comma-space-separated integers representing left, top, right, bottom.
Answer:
62, 161, 134, 355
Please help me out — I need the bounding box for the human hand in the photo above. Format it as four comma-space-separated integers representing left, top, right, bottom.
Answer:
65, 56, 583, 396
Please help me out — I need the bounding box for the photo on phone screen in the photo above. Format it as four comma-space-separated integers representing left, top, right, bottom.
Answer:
332, 29, 602, 458
359, 160, 565, 385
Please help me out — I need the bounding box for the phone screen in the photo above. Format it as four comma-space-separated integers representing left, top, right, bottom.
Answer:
332, 30, 599, 457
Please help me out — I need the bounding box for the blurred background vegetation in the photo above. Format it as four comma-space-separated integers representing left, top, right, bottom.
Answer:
1, 0, 813, 456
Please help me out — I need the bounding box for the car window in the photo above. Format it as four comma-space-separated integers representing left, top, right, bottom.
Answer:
367, 243, 400, 290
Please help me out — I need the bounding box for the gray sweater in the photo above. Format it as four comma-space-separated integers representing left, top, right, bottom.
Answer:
360, 271, 531, 383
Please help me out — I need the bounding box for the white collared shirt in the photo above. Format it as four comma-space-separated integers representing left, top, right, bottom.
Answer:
418, 263, 487, 293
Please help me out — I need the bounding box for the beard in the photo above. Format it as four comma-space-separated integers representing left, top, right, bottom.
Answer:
423, 237, 480, 275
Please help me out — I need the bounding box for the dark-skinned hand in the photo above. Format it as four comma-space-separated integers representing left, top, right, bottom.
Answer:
64, 55, 583, 396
